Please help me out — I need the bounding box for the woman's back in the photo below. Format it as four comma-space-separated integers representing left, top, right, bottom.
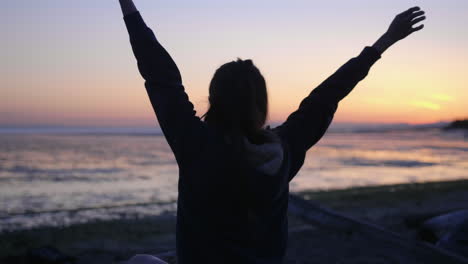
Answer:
175, 127, 289, 264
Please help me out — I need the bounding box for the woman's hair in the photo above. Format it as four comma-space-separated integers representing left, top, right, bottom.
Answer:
201, 59, 268, 144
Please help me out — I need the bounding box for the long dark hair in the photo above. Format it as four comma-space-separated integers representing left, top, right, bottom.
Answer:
201, 59, 268, 144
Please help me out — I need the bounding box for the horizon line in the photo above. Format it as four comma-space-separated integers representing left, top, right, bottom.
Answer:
0, 121, 452, 135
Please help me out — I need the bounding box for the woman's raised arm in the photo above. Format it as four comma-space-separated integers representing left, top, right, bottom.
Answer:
273, 7, 426, 180
119, 1, 207, 165
119, 0, 137, 16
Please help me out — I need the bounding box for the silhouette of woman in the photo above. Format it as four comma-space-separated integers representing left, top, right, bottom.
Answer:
118, 1, 426, 263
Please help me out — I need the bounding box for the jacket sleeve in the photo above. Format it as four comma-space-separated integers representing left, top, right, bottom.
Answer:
123, 12, 207, 165
273, 47, 381, 180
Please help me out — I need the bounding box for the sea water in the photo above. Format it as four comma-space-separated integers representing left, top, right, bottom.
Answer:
0, 128, 466, 231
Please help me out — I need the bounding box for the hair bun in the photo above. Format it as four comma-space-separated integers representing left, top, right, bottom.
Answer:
243, 59, 253, 67
235, 58, 254, 68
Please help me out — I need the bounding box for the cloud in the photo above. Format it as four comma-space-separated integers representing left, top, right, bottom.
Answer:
410, 101, 441, 110
430, 94, 454, 102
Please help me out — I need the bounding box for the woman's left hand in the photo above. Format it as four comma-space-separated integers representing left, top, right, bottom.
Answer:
386, 6, 426, 43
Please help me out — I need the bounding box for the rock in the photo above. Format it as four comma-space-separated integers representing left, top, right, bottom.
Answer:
421, 210, 468, 240
418, 210, 468, 258
437, 219, 468, 258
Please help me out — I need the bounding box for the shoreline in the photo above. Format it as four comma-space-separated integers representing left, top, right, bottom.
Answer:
2, 179, 468, 263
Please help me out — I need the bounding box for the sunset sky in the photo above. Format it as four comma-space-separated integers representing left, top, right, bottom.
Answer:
2, 0, 467, 128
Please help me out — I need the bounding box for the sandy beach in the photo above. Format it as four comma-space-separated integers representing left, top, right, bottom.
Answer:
2, 179, 468, 263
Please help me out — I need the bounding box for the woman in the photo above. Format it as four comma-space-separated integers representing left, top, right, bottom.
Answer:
118, 1, 426, 263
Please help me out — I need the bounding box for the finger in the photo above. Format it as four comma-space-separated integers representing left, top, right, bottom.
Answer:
407, 10, 425, 20
408, 6, 421, 12
401, 6, 421, 16
410, 24, 424, 33
411, 16, 426, 25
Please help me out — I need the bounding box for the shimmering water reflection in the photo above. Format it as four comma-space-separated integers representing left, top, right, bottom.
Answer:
0, 129, 466, 231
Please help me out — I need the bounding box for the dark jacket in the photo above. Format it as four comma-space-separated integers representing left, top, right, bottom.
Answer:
123, 11, 381, 264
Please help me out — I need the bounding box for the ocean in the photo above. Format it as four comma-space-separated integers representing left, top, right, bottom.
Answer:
0, 128, 467, 232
